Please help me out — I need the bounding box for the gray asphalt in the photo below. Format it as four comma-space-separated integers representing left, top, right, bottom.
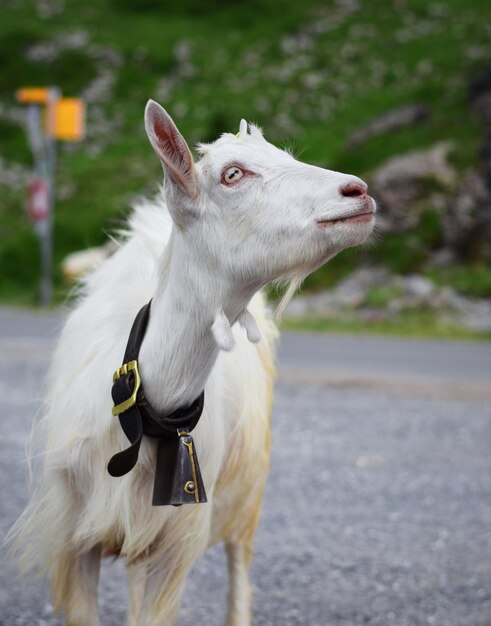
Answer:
278, 331, 491, 385
0, 307, 490, 626
277, 332, 491, 402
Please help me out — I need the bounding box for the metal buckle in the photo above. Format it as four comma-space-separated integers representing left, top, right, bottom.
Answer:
112, 360, 141, 416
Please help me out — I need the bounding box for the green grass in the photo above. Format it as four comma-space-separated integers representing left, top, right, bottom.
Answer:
284, 310, 491, 342
1, 0, 491, 304
365, 285, 404, 309
424, 265, 491, 299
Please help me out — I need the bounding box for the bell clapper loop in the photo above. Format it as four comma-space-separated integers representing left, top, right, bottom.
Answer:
176, 428, 200, 503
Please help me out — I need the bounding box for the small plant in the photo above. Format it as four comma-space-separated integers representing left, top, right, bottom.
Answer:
365, 284, 403, 308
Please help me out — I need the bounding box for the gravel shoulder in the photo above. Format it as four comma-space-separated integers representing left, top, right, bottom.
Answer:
0, 308, 490, 626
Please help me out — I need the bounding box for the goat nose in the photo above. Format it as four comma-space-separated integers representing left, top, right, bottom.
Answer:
340, 181, 367, 198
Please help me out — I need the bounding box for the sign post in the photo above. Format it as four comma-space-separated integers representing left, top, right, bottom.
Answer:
16, 86, 85, 305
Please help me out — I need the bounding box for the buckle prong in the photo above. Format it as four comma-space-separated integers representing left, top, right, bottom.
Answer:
112, 360, 141, 416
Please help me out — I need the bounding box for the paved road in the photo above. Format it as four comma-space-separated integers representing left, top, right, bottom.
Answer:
0, 307, 490, 626
277, 331, 491, 402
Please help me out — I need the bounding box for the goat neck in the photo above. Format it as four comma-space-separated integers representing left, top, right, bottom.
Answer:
137, 227, 257, 415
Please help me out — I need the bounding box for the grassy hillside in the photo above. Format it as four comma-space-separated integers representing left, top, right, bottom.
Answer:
0, 0, 490, 304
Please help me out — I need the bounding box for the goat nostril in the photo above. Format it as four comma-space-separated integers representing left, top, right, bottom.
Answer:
340, 182, 367, 198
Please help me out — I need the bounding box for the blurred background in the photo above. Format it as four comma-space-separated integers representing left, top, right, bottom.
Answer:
1, 0, 491, 339
1, 3, 491, 625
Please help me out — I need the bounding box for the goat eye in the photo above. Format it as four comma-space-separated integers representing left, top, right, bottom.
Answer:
223, 166, 244, 184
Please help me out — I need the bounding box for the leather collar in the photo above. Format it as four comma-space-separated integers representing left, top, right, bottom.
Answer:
107, 302, 207, 506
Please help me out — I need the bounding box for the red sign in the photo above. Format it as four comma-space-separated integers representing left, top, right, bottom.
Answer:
28, 179, 50, 221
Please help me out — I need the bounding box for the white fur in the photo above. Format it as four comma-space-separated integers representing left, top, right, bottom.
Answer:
212, 309, 236, 351
8, 101, 375, 626
238, 308, 261, 343
61, 240, 117, 280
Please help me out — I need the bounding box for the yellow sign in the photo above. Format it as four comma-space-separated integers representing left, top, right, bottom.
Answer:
17, 88, 85, 141
16, 87, 50, 104
48, 98, 86, 141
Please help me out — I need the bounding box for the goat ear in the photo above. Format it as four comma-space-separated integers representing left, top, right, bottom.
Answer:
145, 100, 197, 199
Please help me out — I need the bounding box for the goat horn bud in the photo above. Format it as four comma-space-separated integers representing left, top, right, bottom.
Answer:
238, 119, 248, 137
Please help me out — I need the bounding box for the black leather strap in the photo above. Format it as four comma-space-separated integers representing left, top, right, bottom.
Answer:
107, 302, 151, 477
123, 300, 152, 364
107, 302, 207, 505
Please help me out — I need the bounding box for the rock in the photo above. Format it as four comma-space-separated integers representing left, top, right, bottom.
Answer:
480, 132, 491, 192
402, 275, 435, 300
372, 142, 456, 233
337, 266, 390, 289
331, 267, 392, 308
347, 104, 429, 149
285, 267, 491, 334
443, 169, 491, 261
460, 300, 491, 332
429, 286, 460, 310
468, 65, 491, 126
425, 248, 456, 268
451, 65, 491, 256
285, 291, 339, 318
331, 274, 368, 308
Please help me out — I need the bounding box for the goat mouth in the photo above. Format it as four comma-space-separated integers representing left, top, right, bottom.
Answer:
316, 211, 374, 228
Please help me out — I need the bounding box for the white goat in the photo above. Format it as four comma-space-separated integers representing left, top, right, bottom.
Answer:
9, 101, 375, 626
